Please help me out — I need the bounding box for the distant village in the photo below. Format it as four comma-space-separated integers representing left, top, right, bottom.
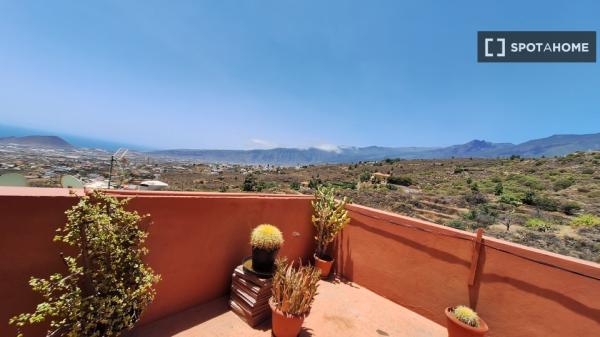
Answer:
0, 142, 287, 191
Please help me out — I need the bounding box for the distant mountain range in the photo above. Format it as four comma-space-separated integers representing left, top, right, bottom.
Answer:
0, 136, 74, 149
149, 133, 600, 165
2, 131, 599, 165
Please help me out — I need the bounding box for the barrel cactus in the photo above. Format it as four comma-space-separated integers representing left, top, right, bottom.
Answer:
452, 305, 480, 327
250, 224, 284, 250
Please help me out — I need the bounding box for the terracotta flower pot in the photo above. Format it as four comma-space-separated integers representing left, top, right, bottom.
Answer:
314, 254, 334, 278
251, 247, 279, 273
445, 307, 489, 337
270, 299, 305, 337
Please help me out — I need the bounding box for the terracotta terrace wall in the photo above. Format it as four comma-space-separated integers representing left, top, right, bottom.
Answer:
337, 203, 600, 337
0, 188, 315, 336
1, 188, 599, 337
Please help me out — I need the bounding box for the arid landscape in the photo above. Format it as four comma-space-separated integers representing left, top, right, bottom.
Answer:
2, 138, 599, 263
157, 152, 600, 263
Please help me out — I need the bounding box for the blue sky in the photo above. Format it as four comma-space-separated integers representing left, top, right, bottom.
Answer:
0, 1, 598, 150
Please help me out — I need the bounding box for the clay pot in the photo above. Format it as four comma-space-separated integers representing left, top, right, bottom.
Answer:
251, 247, 278, 273
270, 299, 305, 337
314, 254, 334, 278
445, 307, 489, 337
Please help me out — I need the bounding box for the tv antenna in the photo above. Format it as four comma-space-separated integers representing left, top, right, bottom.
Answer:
108, 148, 128, 189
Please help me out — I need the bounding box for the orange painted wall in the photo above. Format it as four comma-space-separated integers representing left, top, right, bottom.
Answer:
337, 204, 600, 337
2, 188, 600, 337
0, 188, 315, 336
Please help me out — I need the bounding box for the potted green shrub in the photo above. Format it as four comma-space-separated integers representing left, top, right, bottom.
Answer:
312, 186, 350, 277
250, 224, 284, 273
9, 191, 160, 337
445, 305, 489, 337
269, 258, 320, 337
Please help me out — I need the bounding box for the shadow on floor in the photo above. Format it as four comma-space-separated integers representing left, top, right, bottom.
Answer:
128, 296, 270, 336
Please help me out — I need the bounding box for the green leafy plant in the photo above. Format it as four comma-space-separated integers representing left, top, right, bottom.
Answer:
571, 214, 600, 227
452, 305, 480, 328
9, 191, 160, 337
312, 186, 350, 259
271, 258, 320, 316
250, 224, 284, 250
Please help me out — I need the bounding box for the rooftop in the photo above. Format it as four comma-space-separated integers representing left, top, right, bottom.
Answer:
131, 279, 445, 337
1, 187, 599, 337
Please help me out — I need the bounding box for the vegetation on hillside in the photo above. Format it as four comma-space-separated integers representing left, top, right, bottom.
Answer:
160, 151, 600, 262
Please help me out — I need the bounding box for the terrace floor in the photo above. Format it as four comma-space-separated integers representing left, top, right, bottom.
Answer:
130, 279, 445, 337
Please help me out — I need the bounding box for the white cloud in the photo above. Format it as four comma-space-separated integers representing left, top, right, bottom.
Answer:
250, 138, 276, 149
314, 143, 342, 153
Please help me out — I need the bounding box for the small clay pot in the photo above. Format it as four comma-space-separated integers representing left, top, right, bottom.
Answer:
270, 298, 305, 337
314, 254, 334, 278
251, 247, 278, 273
445, 307, 489, 337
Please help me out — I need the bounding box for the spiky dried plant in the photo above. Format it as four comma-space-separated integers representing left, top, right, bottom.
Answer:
271, 258, 320, 317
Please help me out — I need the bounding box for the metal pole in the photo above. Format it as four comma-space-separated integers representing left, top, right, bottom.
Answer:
108, 155, 114, 189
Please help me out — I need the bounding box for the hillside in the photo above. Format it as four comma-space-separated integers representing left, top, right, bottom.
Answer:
157, 151, 600, 263
0, 136, 73, 149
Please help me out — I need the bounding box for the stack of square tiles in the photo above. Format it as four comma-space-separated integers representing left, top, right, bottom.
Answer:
229, 265, 273, 327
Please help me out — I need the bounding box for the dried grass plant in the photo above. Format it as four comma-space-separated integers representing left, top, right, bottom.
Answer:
271, 258, 320, 317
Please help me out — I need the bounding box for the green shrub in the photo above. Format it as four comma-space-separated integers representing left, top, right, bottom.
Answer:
9, 191, 160, 337
359, 171, 371, 182
499, 193, 521, 206
329, 181, 357, 190
522, 191, 536, 205
464, 191, 488, 205
571, 214, 600, 227
494, 182, 504, 195
517, 175, 544, 190
524, 218, 554, 232
242, 174, 258, 191
446, 219, 469, 230
560, 202, 581, 215
308, 177, 322, 189
553, 176, 575, 191
582, 168, 595, 175
387, 175, 413, 186
522, 191, 559, 211
533, 195, 559, 211
290, 181, 300, 190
